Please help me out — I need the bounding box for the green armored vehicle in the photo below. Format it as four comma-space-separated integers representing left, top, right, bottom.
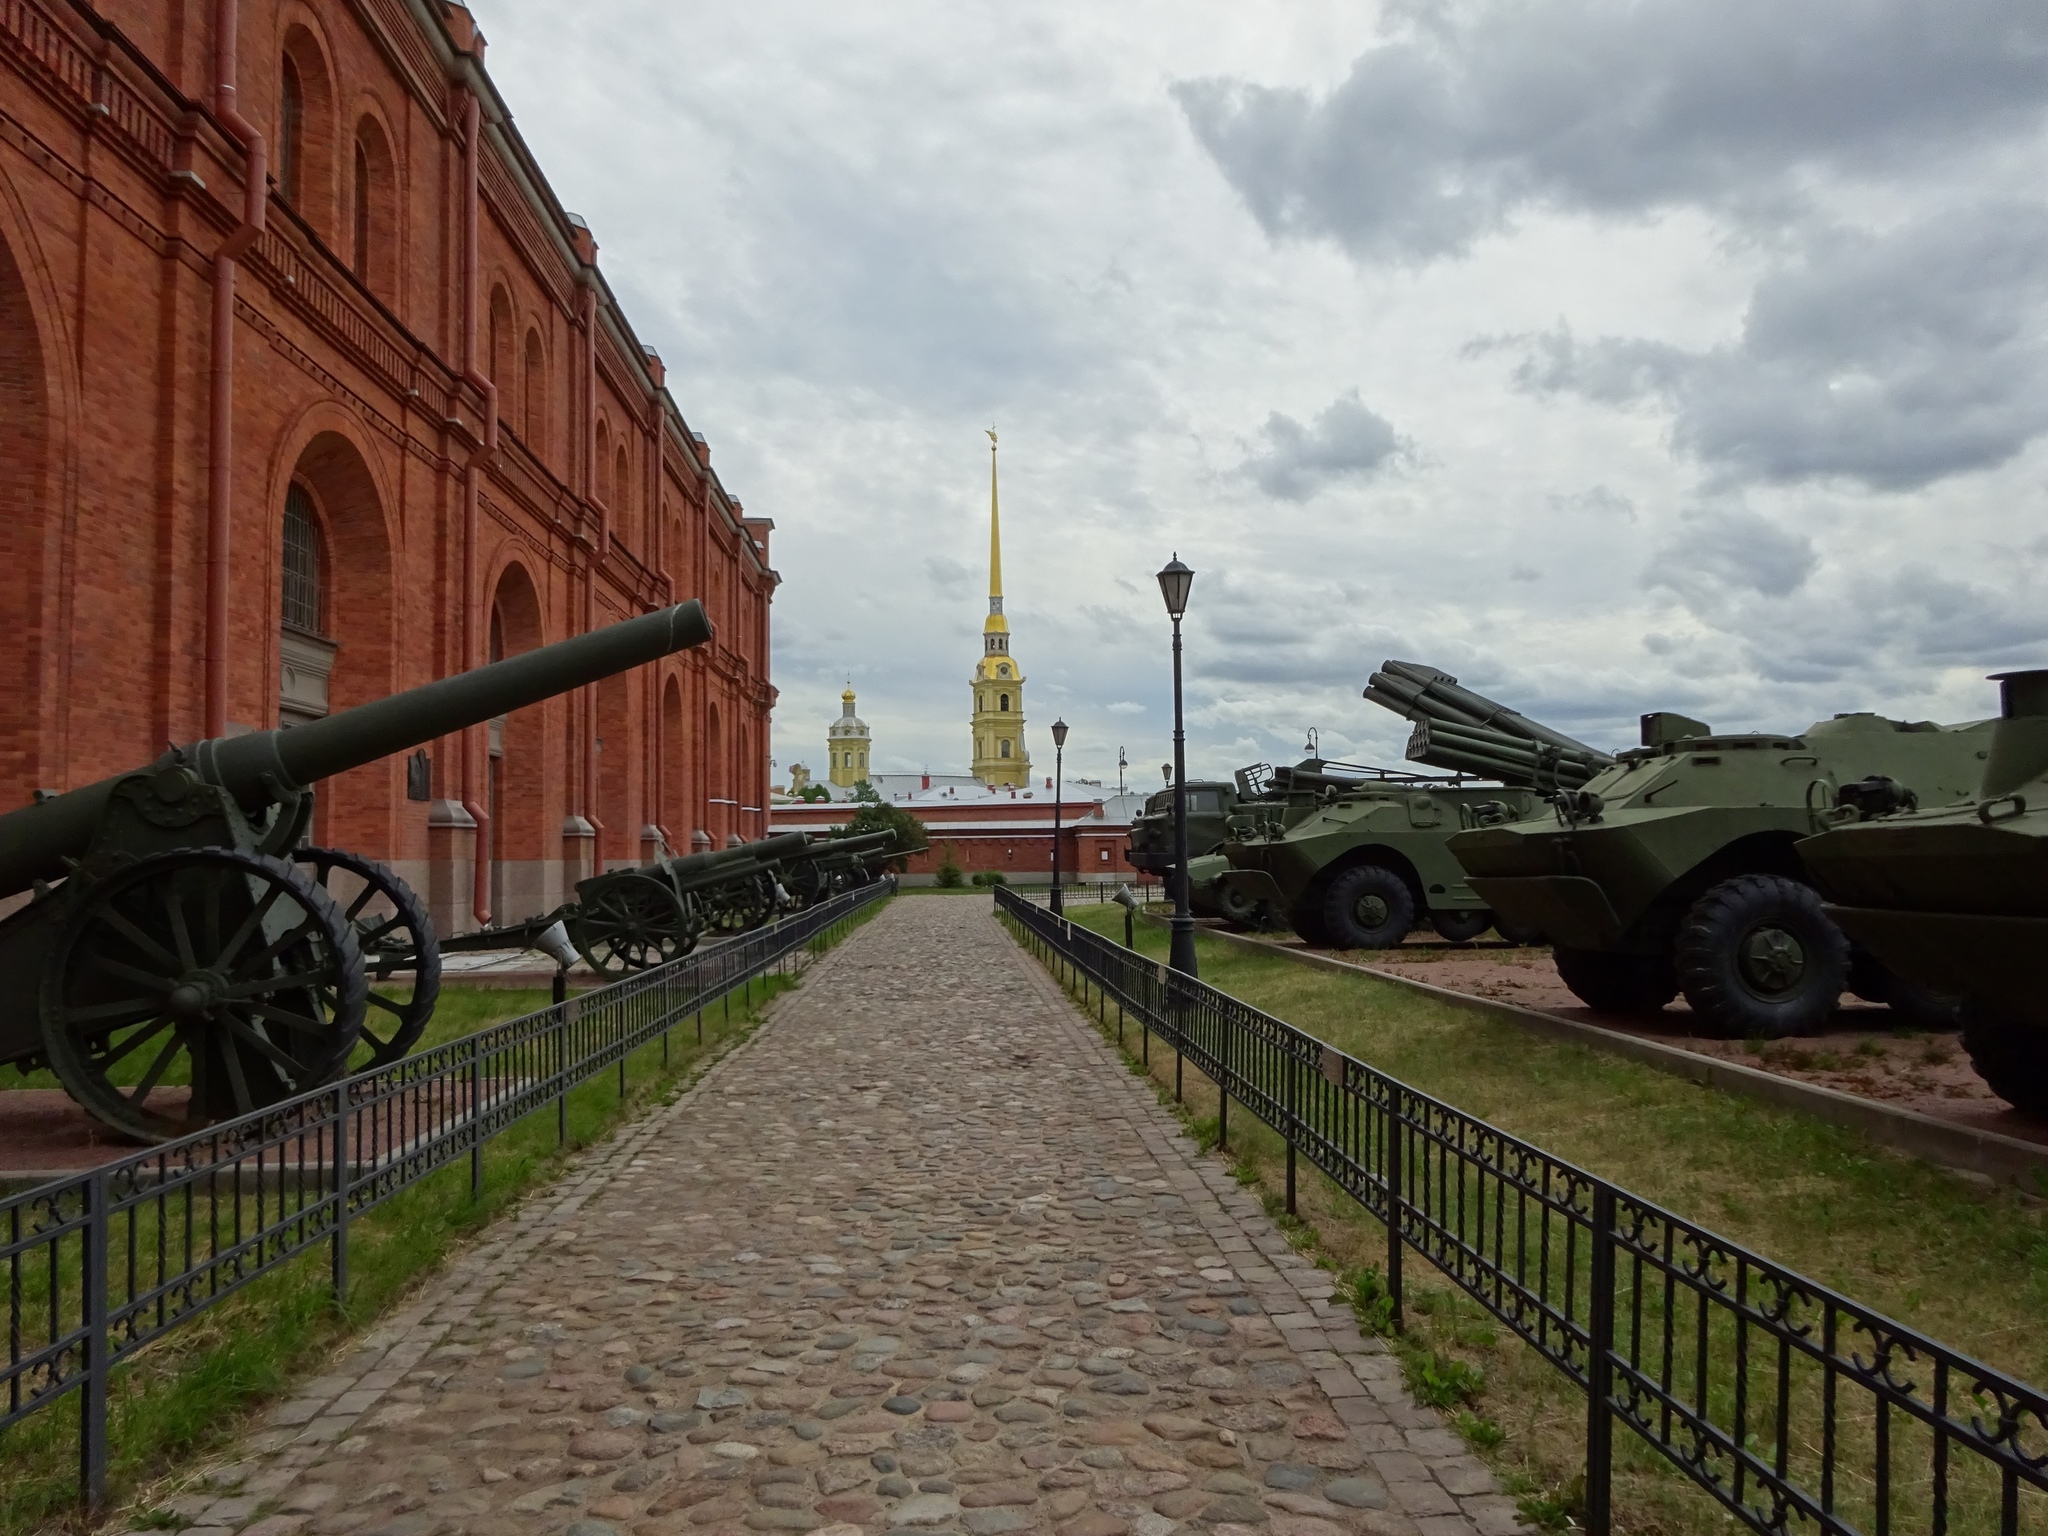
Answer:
1126, 761, 1371, 926
1451, 708, 1995, 1037
1799, 670, 2048, 1114
1219, 780, 1550, 946
1210, 662, 1614, 948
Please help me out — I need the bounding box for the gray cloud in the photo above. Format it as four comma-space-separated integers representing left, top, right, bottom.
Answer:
1240, 391, 1408, 500
1648, 507, 1818, 610
1502, 204, 2048, 489
1174, 0, 2048, 263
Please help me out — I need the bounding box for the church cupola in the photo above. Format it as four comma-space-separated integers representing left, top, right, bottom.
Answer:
970, 431, 1030, 786
827, 684, 871, 788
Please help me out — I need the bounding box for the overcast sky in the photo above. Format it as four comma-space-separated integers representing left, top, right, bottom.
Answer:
475, 0, 2048, 789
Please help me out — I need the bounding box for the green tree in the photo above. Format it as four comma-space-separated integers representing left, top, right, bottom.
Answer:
839, 790, 927, 870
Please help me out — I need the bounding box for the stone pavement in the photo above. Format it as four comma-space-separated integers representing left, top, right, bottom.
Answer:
147, 896, 1524, 1536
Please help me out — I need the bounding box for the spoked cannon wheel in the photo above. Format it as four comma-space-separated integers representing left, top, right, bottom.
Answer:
567, 872, 695, 978
706, 872, 776, 933
39, 848, 367, 1143
297, 847, 440, 1068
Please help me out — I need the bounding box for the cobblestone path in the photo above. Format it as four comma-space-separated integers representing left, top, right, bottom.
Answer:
154, 897, 1522, 1536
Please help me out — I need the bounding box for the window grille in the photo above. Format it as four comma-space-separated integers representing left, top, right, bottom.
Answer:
282, 485, 325, 635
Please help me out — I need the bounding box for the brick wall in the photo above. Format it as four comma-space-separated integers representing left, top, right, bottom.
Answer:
0, 0, 777, 934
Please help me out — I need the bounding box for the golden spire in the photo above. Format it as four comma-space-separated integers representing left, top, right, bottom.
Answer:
986, 429, 1003, 612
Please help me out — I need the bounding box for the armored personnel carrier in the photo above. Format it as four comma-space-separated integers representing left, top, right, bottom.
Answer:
1799, 669, 2048, 1114
1451, 707, 1994, 1038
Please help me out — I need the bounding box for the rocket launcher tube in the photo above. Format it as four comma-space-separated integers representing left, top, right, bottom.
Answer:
1368, 660, 1605, 757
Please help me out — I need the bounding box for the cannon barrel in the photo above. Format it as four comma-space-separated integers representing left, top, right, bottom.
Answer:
783, 829, 897, 863
0, 602, 713, 896
662, 831, 812, 879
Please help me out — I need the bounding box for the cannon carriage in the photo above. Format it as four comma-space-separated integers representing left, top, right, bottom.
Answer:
0, 603, 714, 1142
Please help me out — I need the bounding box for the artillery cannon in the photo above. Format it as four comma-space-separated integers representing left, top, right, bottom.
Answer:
0, 603, 714, 1142
449, 829, 911, 981
1799, 670, 2048, 1115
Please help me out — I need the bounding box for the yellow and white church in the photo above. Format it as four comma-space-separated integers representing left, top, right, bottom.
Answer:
969, 430, 1030, 787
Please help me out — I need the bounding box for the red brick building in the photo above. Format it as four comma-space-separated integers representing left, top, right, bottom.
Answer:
0, 0, 776, 934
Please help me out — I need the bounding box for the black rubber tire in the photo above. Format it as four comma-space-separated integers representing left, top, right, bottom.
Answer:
1430, 909, 1492, 944
1553, 946, 1678, 1014
1290, 903, 1335, 948
1321, 864, 1417, 950
1960, 1004, 2048, 1118
1674, 874, 1849, 1039
1493, 916, 1548, 947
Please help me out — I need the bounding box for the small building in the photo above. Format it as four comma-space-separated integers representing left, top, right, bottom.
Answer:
772, 775, 1150, 888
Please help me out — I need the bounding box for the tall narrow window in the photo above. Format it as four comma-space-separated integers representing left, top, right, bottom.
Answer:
523, 329, 545, 442
282, 485, 324, 634
352, 140, 370, 279
279, 58, 305, 203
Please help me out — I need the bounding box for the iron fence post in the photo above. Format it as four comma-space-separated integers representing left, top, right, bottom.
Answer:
1584, 1183, 1617, 1536
1385, 1087, 1404, 1331
554, 972, 569, 1147
332, 1084, 352, 1303
1217, 1002, 1229, 1150
81, 1167, 110, 1508
1285, 1047, 1298, 1217
468, 1039, 483, 1199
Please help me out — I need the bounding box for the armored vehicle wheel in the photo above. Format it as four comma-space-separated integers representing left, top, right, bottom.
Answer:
1430, 909, 1492, 944
1959, 1005, 2048, 1119
1674, 874, 1849, 1039
297, 847, 439, 1068
1494, 916, 1548, 946
568, 873, 694, 978
1289, 905, 1335, 947
1553, 947, 1677, 1014
1321, 864, 1416, 950
1217, 881, 1266, 929
40, 848, 366, 1143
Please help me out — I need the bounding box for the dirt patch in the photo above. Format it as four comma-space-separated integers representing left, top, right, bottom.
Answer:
1250, 930, 2048, 1147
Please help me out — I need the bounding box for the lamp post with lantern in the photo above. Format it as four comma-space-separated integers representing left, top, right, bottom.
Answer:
1050, 717, 1069, 914
1156, 556, 1198, 978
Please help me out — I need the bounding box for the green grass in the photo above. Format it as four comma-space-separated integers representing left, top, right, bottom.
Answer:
1045, 908, 2048, 1536
0, 901, 886, 1535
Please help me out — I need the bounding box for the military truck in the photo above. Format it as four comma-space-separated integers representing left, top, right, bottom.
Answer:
1451, 709, 1994, 1038
1799, 670, 2048, 1115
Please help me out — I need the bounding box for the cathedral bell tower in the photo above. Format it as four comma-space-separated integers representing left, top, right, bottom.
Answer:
971, 430, 1030, 787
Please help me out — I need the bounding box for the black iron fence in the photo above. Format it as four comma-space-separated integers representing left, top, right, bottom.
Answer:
2, 878, 892, 1507
996, 887, 2048, 1536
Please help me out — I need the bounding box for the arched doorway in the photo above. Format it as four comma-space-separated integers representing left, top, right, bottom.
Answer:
705, 701, 724, 845
661, 674, 686, 850
597, 671, 630, 869
0, 221, 50, 806
278, 431, 394, 851
487, 565, 545, 918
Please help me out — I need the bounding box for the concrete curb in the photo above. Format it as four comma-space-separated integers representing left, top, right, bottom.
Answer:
1153, 917, 2048, 1199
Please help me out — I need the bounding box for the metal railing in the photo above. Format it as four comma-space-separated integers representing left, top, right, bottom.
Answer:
996, 888, 2048, 1536
1, 878, 892, 1506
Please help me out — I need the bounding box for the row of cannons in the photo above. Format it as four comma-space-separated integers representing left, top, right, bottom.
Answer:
1131, 659, 2048, 1119
0, 604, 908, 1145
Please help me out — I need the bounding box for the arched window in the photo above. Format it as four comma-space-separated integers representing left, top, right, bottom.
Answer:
1000, 739, 1011, 758
282, 484, 325, 634
489, 285, 514, 388
999, 693, 1010, 712
352, 140, 370, 278
279, 58, 305, 204
595, 419, 611, 505
615, 443, 632, 538
523, 329, 545, 443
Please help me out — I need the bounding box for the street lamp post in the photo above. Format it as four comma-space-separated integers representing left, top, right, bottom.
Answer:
1050, 717, 1069, 915
1156, 556, 1198, 978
